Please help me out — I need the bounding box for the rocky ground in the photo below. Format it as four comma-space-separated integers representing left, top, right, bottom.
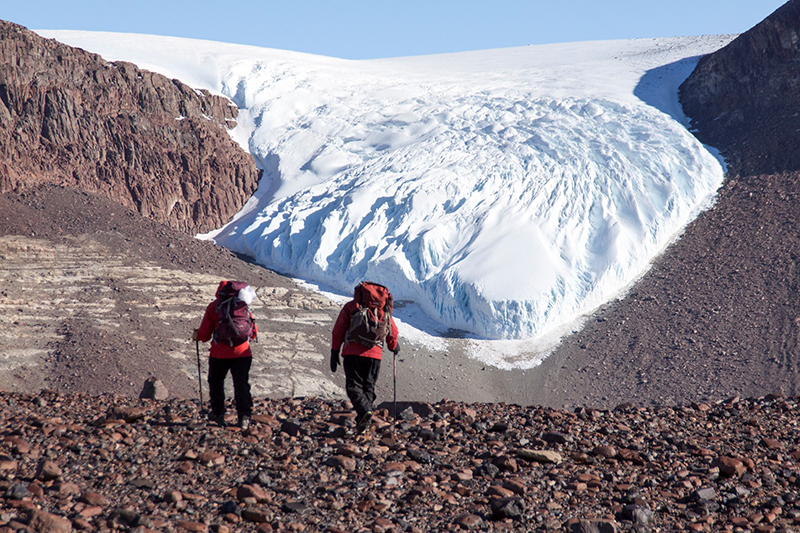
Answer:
1, 390, 800, 533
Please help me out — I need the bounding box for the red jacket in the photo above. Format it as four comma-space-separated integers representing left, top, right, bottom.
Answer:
332, 300, 399, 360
196, 281, 258, 359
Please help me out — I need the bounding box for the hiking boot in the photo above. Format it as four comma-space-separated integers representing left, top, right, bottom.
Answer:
356, 411, 373, 435
208, 412, 226, 427
238, 415, 251, 431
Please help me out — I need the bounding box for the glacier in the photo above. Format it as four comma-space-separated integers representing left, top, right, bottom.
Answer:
40, 31, 733, 343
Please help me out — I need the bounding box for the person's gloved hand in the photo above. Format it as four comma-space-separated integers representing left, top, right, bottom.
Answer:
192, 329, 199, 341
392, 341, 400, 356
330, 348, 340, 373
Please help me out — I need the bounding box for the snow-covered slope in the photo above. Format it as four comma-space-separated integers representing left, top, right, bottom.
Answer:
41, 31, 732, 342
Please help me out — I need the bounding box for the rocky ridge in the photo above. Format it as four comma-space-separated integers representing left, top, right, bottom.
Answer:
679, 1, 800, 176
0, 20, 261, 234
1, 390, 800, 532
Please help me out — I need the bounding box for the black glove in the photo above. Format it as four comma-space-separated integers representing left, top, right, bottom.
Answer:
392, 341, 400, 356
330, 348, 340, 373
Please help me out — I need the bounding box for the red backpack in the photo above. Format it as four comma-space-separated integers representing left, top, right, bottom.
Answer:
213, 281, 255, 346
345, 281, 393, 348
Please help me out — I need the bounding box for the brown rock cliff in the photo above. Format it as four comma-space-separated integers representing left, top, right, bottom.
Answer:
0, 20, 261, 234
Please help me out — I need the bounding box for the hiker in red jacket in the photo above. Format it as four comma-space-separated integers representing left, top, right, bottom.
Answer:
331, 281, 399, 434
193, 280, 258, 430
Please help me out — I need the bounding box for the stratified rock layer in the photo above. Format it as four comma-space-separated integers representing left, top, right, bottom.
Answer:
0, 20, 261, 234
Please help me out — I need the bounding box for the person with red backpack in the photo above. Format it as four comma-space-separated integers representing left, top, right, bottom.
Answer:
330, 281, 399, 435
193, 280, 258, 430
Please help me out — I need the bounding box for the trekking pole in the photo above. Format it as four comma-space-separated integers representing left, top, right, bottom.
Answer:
195, 338, 204, 412
392, 349, 397, 435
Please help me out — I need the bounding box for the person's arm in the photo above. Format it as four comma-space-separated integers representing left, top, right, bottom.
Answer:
194, 302, 216, 343
331, 303, 353, 352
330, 303, 353, 372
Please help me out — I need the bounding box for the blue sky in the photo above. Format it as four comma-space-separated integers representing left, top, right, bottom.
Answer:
2, 1, 788, 59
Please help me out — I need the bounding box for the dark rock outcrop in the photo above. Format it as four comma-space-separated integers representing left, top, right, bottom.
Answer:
679, 1, 800, 175
0, 20, 261, 234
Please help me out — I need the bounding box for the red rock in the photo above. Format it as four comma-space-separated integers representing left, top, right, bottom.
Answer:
27, 484, 44, 498
78, 506, 103, 518
223, 513, 241, 524
197, 452, 224, 466
356, 499, 374, 513
711, 456, 746, 477
593, 445, 618, 458
237, 484, 270, 503
454, 513, 483, 529
242, 508, 270, 523
568, 482, 588, 491
492, 455, 518, 472
323, 455, 356, 472
452, 470, 473, 482
4, 437, 30, 454
617, 448, 644, 464
502, 479, 526, 495
517, 449, 563, 464
487, 485, 515, 498
108, 406, 147, 422
72, 518, 92, 530
176, 520, 208, 532
382, 461, 406, 473
79, 492, 109, 506
371, 518, 394, 532
454, 485, 472, 497
54, 482, 81, 497
35, 459, 62, 481
164, 491, 183, 503
334, 443, 361, 456
28, 509, 72, 533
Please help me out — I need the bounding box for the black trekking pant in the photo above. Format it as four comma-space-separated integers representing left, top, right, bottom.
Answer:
343, 355, 381, 419
208, 356, 253, 417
